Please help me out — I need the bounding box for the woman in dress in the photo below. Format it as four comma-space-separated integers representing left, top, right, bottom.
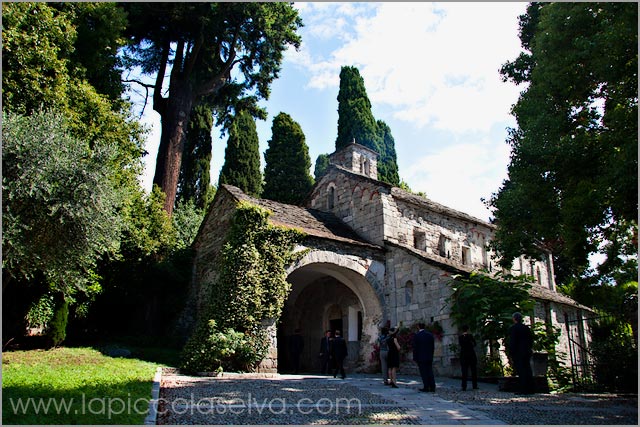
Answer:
387, 327, 401, 388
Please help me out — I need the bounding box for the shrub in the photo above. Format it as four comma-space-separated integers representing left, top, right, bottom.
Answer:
180, 320, 269, 373
590, 318, 637, 392
46, 297, 69, 347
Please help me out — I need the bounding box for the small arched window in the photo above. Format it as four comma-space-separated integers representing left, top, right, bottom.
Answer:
328, 186, 335, 210
405, 281, 414, 305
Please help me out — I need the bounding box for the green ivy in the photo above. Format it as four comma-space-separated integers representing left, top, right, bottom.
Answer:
180, 201, 305, 373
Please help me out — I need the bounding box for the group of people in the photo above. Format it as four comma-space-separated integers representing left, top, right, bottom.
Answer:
378, 323, 437, 392
294, 312, 535, 396
318, 329, 349, 379
377, 312, 535, 395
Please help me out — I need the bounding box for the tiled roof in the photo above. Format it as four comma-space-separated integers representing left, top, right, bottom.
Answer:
221, 185, 381, 250
529, 284, 594, 311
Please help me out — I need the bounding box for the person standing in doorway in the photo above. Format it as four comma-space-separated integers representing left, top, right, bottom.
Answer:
319, 330, 332, 375
509, 312, 534, 394
386, 327, 401, 388
290, 328, 304, 374
378, 327, 390, 385
332, 330, 348, 379
413, 322, 436, 392
458, 325, 478, 391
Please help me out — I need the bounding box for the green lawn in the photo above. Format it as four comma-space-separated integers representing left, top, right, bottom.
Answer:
2, 347, 159, 425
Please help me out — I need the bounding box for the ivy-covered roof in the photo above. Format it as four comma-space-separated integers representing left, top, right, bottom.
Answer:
221, 184, 382, 250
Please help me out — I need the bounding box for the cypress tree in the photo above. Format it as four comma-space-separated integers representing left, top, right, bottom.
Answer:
335, 66, 399, 185
263, 113, 314, 204
377, 120, 400, 186
314, 154, 330, 181
177, 104, 214, 210
219, 110, 262, 197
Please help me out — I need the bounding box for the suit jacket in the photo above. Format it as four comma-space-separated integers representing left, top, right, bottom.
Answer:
331, 336, 348, 360
319, 336, 331, 355
413, 329, 435, 363
509, 322, 533, 359
458, 333, 477, 362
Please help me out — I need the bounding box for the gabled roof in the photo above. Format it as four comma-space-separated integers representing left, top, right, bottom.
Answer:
221, 185, 382, 251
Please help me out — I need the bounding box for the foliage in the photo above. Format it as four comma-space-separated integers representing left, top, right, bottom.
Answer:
46, 298, 69, 348
219, 111, 263, 197
2, 2, 145, 190
532, 322, 572, 391
490, 2, 638, 285
479, 354, 506, 377
376, 120, 400, 186
447, 272, 534, 347
177, 104, 215, 210
121, 2, 302, 212
180, 202, 305, 372
25, 294, 55, 331
2, 110, 122, 298
314, 154, 330, 181
590, 317, 638, 392
180, 320, 270, 373
335, 66, 400, 185
263, 113, 315, 204
172, 198, 207, 251
2, 347, 157, 425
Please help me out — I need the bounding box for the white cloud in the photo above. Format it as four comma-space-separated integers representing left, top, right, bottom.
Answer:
403, 137, 511, 221
291, 2, 526, 134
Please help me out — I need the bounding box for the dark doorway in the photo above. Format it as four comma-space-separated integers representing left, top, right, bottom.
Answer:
330, 318, 343, 335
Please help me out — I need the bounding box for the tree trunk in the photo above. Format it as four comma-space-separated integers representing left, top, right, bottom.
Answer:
153, 90, 194, 215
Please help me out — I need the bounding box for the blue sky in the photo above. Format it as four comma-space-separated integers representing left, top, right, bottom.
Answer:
135, 2, 528, 222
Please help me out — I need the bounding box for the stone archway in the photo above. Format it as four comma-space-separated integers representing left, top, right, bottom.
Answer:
277, 250, 384, 374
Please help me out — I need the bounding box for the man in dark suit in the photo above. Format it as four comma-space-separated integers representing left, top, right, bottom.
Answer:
509, 312, 534, 394
413, 322, 436, 392
331, 330, 348, 379
319, 330, 332, 374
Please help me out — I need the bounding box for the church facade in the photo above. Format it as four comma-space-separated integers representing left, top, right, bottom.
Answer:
185, 142, 593, 375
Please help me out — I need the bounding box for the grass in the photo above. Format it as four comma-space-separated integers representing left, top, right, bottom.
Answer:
2, 347, 160, 425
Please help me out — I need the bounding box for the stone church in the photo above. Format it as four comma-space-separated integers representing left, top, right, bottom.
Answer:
184, 142, 593, 375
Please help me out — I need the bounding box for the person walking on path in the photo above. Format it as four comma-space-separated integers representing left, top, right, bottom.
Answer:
290, 329, 304, 374
413, 322, 436, 392
378, 327, 390, 385
458, 325, 478, 391
509, 312, 534, 394
332, 330, 348, 379
319, 330, 333, 375
386, 327, 401, 388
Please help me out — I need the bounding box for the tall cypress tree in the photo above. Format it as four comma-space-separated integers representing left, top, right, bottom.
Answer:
263, 113, 314, 204
377, 120, 400, 186
335, 66, 399, 185
314, 154, 330, 181
177, 104, 214, 209
218, 110, 262, 197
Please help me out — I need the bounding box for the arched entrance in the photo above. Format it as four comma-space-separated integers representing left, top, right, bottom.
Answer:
277, 252, 384, 374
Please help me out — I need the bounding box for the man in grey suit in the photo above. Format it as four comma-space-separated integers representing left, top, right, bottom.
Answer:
413, 322, 436, 392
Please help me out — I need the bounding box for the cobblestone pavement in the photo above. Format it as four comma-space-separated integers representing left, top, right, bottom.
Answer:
156, 370, 638, 425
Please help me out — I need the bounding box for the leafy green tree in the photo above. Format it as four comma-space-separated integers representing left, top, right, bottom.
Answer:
2, 110, 122, 298
263, 113, 314, 204
335, 66, 400, 185
121, 2, 301, 214
490, 3, 638, 284
2, 1, 145, 197
314, 154, 330, 181
177, 104, 215, 210
218, 111, 263, 197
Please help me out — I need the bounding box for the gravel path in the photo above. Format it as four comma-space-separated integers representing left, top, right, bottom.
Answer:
156, 370, 638, 425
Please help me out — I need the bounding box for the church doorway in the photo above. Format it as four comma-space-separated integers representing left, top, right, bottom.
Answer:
277, 260, 382, 374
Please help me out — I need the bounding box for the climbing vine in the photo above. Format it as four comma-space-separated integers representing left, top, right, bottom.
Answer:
181, 201, 306, 373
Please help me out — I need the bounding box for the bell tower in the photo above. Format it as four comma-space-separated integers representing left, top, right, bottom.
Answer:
328, 139, 379, 180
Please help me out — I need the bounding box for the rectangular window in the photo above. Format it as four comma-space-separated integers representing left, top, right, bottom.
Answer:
461, 246, 471, 265
413, 229, 426, 251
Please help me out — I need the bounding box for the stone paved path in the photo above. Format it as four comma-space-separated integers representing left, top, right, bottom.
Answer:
155, 370, 638, 425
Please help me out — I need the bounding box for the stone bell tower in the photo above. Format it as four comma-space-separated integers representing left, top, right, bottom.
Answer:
328, 139, 379, 180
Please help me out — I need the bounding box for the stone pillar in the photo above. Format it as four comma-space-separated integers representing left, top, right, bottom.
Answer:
257, 319, 278, 373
